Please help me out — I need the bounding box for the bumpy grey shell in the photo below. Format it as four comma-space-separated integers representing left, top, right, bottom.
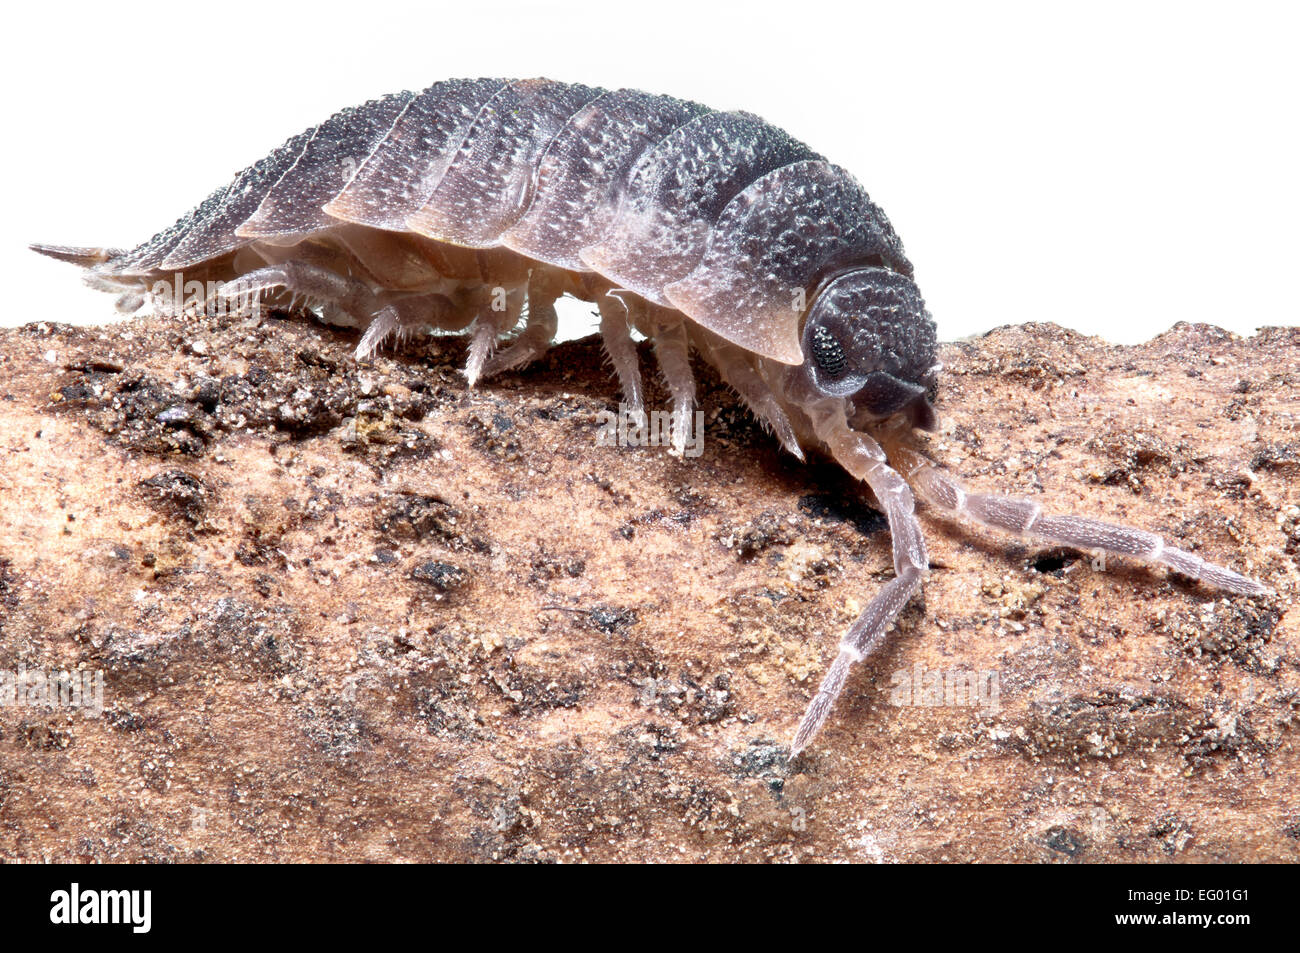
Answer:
98, 78, 913, 365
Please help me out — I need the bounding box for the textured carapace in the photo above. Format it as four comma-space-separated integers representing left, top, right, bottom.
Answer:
33, 77, 1272, 756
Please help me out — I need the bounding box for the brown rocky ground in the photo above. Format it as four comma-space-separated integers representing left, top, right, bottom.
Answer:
0, 309, 1295, 863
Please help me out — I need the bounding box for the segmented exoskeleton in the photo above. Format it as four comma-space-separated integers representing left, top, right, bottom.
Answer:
33, 77, 1272, 755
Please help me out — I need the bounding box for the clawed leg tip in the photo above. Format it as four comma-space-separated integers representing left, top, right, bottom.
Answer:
789, 724, 816, 759
1210, 573, 1273, 598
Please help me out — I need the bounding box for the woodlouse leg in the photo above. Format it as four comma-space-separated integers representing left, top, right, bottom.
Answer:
649, 320, 697, 456
211, 261, 376, 324
478, 279, 560, 380
354, 292, 457, 360
697, 334, 803, 459
463, 288, 524, 387
894, 448, 1271, 596
114, 292, 145, 314
596, 294, 646, 426
791, 419, 929, 755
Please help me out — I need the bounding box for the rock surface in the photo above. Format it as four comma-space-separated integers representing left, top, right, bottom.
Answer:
0, 310, 1296, 863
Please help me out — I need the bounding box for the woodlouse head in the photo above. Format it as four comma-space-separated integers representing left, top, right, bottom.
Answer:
799, 267, 939, 430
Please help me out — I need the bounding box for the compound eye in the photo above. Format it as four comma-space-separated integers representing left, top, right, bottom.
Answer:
810, 325, 847, 377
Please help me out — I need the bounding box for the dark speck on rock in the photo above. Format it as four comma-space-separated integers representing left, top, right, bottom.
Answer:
139, 469, 209, 525
587, 606, 637, 633
797, 492, 887, 537
1043, 826, 1085, 857
730, 739, 789, 794
410, 561, 468, 593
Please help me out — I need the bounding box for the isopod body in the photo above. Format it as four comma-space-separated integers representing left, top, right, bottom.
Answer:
34, 77, 1272, 754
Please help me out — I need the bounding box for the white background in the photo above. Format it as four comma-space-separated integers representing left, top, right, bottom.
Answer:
5, 0, 1297, 343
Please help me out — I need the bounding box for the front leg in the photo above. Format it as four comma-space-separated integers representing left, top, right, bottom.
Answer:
791, 410, 930, 755
895, 448, 1271, 596
697, 331, 803, 460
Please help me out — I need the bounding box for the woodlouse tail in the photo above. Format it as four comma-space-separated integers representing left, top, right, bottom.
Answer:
29, 243, 126, 267
31, 242, 152, 314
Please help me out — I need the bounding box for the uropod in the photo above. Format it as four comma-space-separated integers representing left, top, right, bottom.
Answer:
32, 77, 1272, 755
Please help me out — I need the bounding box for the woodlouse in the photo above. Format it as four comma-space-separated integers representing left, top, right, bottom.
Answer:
32, 76, 1272, 755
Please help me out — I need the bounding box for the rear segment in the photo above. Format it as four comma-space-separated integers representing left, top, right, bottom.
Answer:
157, 127, 318, 271
237, 91, 415, 239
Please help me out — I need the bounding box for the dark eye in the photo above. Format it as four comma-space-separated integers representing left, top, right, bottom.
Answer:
810, 325, 846, 376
